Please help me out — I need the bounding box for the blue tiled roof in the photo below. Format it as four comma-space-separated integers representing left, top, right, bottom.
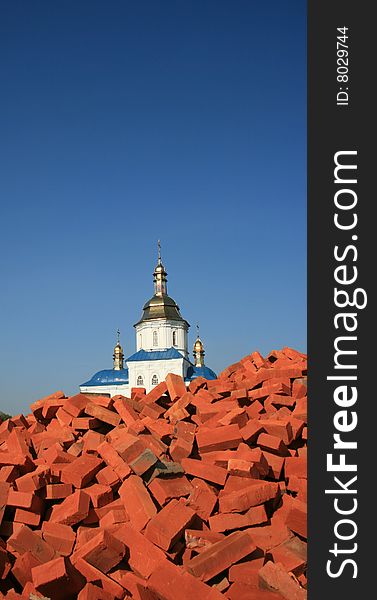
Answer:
185, 365, 217, 381
81, 368, 129, 387
126, 347, 184, 362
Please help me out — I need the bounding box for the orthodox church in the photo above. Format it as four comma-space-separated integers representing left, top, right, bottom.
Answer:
80, 244, 217, 397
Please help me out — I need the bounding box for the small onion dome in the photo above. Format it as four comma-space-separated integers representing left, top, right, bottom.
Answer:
114, 341, 123, 355
194, 337, 204, 353
154, 262, 166, 274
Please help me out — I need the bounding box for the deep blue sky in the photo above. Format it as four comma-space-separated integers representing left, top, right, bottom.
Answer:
0, 1, 306, 415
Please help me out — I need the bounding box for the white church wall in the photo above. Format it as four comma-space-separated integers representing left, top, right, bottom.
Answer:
79, 384, 130, 397
127, 357, 185, 392
135, 319, 188, 358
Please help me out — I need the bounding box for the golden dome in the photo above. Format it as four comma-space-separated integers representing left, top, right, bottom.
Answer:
194, 337, 203, 351
114, 342, 123, 355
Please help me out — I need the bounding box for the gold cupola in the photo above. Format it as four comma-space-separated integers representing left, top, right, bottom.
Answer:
113, 330, 124, 370
153, 240, 168, 296
135, 241, 189, 327
193, 325, 205, 367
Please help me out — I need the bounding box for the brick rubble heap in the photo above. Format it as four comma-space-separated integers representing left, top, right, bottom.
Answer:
0, 347, 307, 600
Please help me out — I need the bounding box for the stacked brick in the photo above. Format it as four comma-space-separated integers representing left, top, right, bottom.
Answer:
0, 346, 307, 599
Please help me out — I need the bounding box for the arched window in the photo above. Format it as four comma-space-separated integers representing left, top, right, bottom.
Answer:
172, 330, 177, 346
139, 334, 142, 347
137, 375, 144, 386
153, 330, 158, 346
151, 374, 159, 386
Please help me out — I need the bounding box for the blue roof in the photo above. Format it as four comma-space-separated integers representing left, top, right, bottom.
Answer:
81, 368, 129, 387
126, 347, 184, 362
185, 365, 217, 381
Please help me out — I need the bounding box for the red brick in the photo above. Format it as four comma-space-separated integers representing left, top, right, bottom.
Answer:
82, 430, 106, 454
7, 524, 55, 563
185, 529, 224, 549
61, 454, 103, 489
227, 458, 260, 478
50, 489, 90, 526
7, 489, 42, 511
255, 420, 291, 445
227, 582, 282, 599
112, 397, 139, 426
110, 430, 144, 461
63, 394, 89, 418
15, 466, 49, 493
270, 536, 307, 576
97, 441, 131, 480
196, 425, 242, 453
56, 407, 74, 427
41, 397, 66, 420
32, 556, 86, 600
118, 475, 157, 531
148, 475, 193, 506
74, 557, 124, 599
30, 390, 65, 419
83, 483, 113, 508
229, 557, 265, 586
140, 402, 166, 420
109, 522, 166, 579
147, 560, 224, 600
187, 478, 218, 521
170, 437, 193, 462
142, 381, 168, 404
188, 377, 207, 394
219, 481, 279, 513
99, 508, 128, 528
248, 518, 292, 552
78, 583, 114, 600
14, 507, 42, 527
109, 570, 148, 599
0, 465, 19, 484
41, 522, 76, 556
45, 483, 73, 499
11, 551, 42, 588
258, 560, 307, 600
84, 402, 121, 427
240, 421, 265, 444
185, 530, 256, 582
71, 528, 125, 573
209, 511, 250, 533
95, 466, 120, 488
165, 373, 187, 401
0, 482, 10, 525
182, 457, 228, 486
71, 417, 101, 430
247, 504, 268, 526
286, 506, 307, 540
129, 447, 158, 476
257, 433, 290, 456
262, 451, 285, 480
144, 498, 196, 551
285, 456, 307, 479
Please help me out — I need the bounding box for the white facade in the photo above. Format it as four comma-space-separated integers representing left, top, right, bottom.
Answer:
127, 357, 189, 393
135, 318, 188, 358
80, 383, 130, 396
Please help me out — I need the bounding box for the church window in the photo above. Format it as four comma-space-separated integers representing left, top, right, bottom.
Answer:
137, 375, 144, 386
172, 330, 177, 346
153, 330, 158, 346
152, 374, 159, 386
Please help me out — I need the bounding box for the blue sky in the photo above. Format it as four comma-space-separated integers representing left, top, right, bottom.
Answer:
0, 1, 306, 414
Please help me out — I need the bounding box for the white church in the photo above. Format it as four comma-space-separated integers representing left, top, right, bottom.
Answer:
80, 243, 217, 396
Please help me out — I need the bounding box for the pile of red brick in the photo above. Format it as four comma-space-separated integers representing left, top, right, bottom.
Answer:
0, 347, 307, 600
